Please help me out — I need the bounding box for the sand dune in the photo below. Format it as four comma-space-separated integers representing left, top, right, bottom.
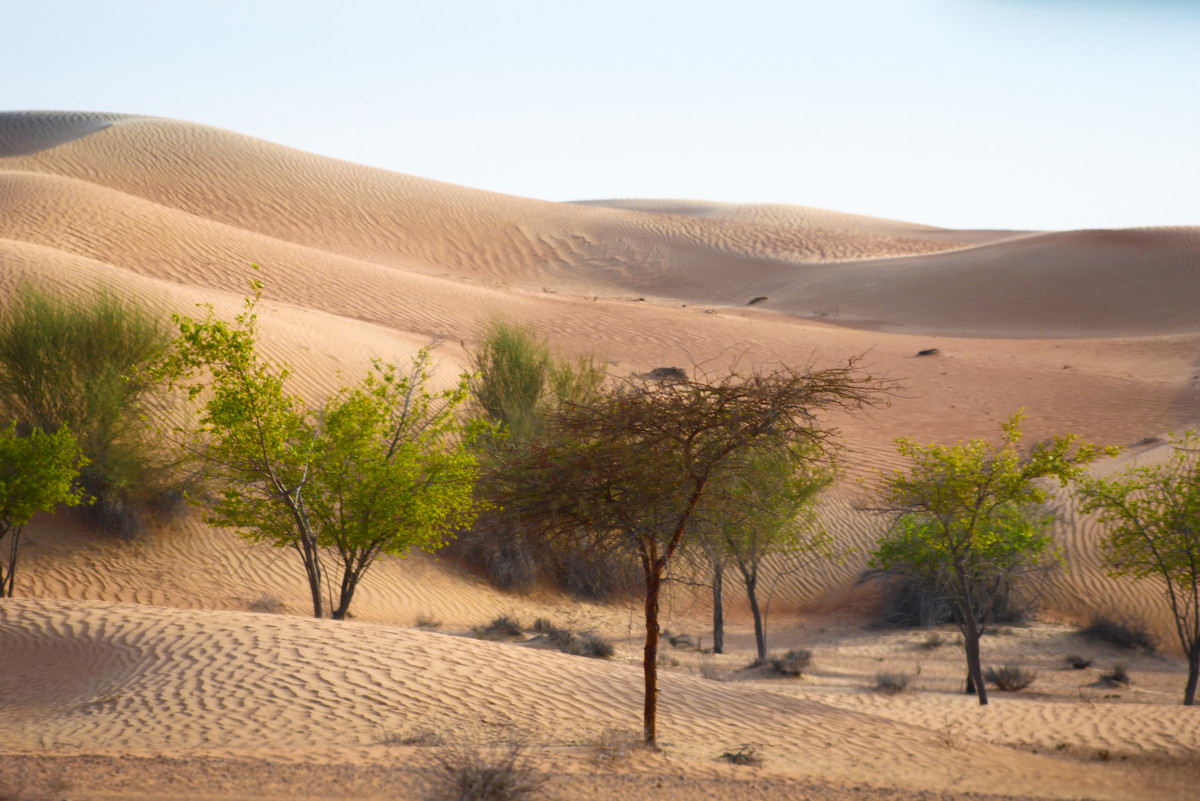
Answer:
2, 110, 1200, 799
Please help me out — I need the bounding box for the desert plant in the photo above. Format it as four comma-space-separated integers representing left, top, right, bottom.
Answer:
984, 664, 1037, 692
763, 649, 811, 677
1065, 654, 1092, 669
0, 423, 87, 596
0, 285, 175, 533
874, 671, 912, 694
1080, 615, 1156, 653
416, 614, 443, 630
920, 631, 947, 650
474, 615, 524, 640
155, 280, 481, 620
532, 621, 614, 659
590, 728, 643, 762
246, 594, 284, 614
426, 734, 544, 801
868, 412, 1110, 705
719, 744, 764, 766
1075, 435, 1200, 704
482, 359, 886, 746
1100, 664, 1131, 687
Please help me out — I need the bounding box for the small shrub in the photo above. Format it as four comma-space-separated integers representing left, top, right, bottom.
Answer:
920, 632, 946, 650
247, 594, 284, 614
698, 659, 724, 681
416, 614, 442, 630
577, 633, 615, 659
531, 617, 554, 634
474, 615, 524, 641
591, 728, 642, 762
531, 620, 613, 659
427, 735, 544, 801
1081, 615, 1156, 652
1065, 654, 1092, 670
984, 664, 1037, 692
874, 671, 911, 694
1100, 664, 1131, 687
719, 744, 764, 767
765, 649, 811, 677
377, 728, 443, 747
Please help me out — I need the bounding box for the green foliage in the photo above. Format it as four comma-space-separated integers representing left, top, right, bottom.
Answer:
0, 285, 173, 532
869, 412, 1111, 705
0, 423, 87, 596
157, 278, 481, 619
1075, 432, 1200, 704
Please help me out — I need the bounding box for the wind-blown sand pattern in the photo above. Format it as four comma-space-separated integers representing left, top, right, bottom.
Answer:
2, 111, 1199, 799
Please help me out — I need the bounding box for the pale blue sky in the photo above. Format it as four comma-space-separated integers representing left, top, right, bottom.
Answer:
5, 1, 1199, 230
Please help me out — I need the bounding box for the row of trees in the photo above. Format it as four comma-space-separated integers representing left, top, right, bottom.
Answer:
1, 282, 1198, 756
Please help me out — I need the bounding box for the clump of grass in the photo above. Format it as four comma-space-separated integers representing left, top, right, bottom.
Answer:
748, 649, 811, 677
473, 615, 524, 641
426, 735, 544, 801
719, 744, 764, 767
590, 728, 643, 762
1065, 654, 1092, 670
697, 658, 724, 681
247, 594, 284, 614
1081, 615, 1156, 653
984, 664, 1037, 692
874, 671, 912, 694
1100, 664, 1131, 687
376, 728, 443, 747
919, 632, 946, 650
531, 619, 614, 658
415, 614, 442, 629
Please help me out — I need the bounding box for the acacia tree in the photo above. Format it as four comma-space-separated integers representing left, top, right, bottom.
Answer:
869, 413, 1111, 705
483, 362, 884, 746
1075, 433, 1200, 705
0, 423, 87, 596
702, 447, 833, 661
156, 281, 481, 619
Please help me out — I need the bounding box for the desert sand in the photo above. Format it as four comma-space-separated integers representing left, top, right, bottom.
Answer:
1, 111, 1198, 800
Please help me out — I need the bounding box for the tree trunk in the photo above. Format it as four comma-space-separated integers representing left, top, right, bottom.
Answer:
962, 615, 988, 705
300, 536, 325, 618
1184, 639, 1199, 706
746, 571, 766, 662
643, 566, 663, 748
712, 563, 724, 655
1, 529, 18, 598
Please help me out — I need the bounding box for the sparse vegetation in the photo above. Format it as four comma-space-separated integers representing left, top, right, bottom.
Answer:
984, 664, 1037, 692
416, 614, 443, 630
473, 615, 524, 641
874, 671, 912, 694
1065, 654, 1092, 670
750, 649, 812, 678
0, 285, 176, 536
426, 734, 545, 801
246, 594, 285, 614
1100, 664, 1131, 687
719, 744, 764, 766
532, 619, 614, 658
920, 632, 947, 650
590, 728, 643, 762
1080, 615, 1156, 653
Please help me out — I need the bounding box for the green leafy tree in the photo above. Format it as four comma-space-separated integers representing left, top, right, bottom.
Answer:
483, 363, 885, 746
156, 280, 481, 619
868, 412, 1111, 705
0, 424, 88, 596
699, 447, 833, 660
0, 285, 173, 532
1075, 433, 1200, 705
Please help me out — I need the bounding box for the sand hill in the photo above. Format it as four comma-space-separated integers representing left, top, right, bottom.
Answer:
1, 111, 1198, 800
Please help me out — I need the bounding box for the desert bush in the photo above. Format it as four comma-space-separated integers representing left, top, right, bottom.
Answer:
416, 614, 443, 630
247, 594, 285, 614
874, 671, 912, 694
719, 744, 764, 767
1081, 615, 1156, 653
1065, 654, 1092, 669
697, 658, 724, 681
755, 649, 811, 677
590, 728, 643, 762
984, 664, 1037, 692
1100, 664, 1131, 687
920, 631, 946, 650
426, 734, 544, 801
535, 621, 614, 659
473, 615, 524, 641
0, 286, 177, 535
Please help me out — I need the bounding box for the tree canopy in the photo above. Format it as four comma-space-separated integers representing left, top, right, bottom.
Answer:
156, 279, 481, 619
1075, 433, 1200, 705
869, 412, 1112, 704
483, 361, 886, 746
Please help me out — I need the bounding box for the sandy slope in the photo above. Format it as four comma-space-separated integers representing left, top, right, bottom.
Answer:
2, 110, 1199, 799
